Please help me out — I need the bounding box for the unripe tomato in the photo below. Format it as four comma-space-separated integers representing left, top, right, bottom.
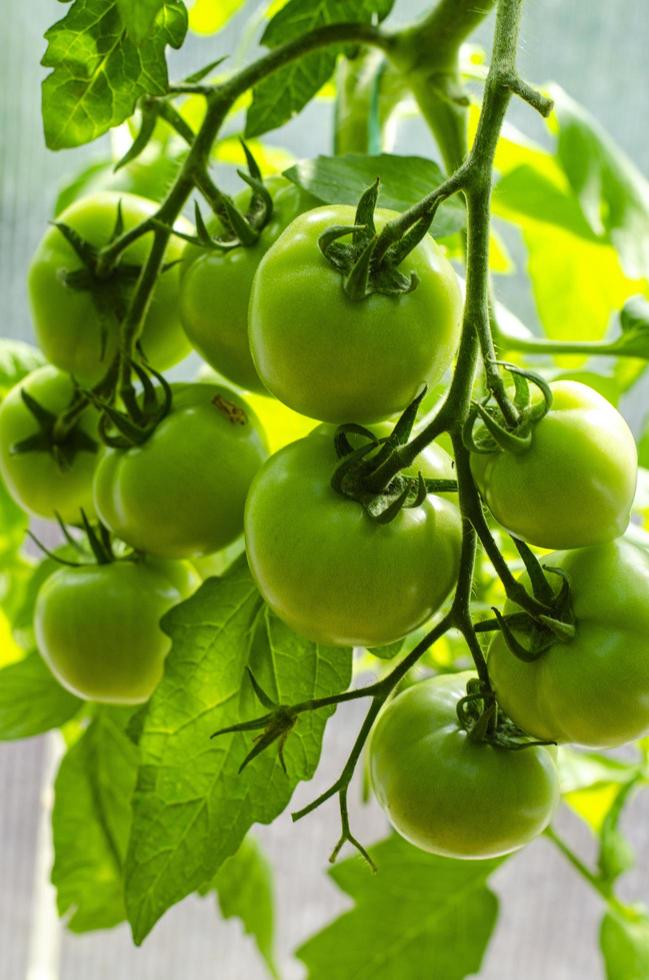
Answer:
93, 383, 268, 559
180, 178, 318, 393
488, 538, 649, 748
368, 671, 559, 858
0, 366, 98, 523
248, 205, 462, 423
28, 191, 192, 386
244, 426, 461, 647
35, 557, 199, 704
470, 381, 637, 550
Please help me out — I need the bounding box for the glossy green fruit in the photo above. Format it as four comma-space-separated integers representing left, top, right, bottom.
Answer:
93, 383, 268, 559
0, 366, 98, 523
488, 539, 649, 748
244, 426, 461, 647
369, 671, 560, 858
28, 191, 192, 386
180, 178, 317, 392
35, 557, 199, 704
248, 204, 462, 423
470, 381, 637, 550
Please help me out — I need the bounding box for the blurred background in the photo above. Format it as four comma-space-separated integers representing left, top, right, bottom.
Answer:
1, 1, 648, 977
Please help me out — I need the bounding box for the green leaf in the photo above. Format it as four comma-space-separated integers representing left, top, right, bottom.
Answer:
601, 907, 649, 980
0, 340, 45, 398
211, 835, 278, 978
188, 0, 246, 35
551, 85, 649, 280
366, 637, 403, 660
493, 163, 598, 241
598, 777, 642, 885
116, 0, 165, 39
52, 707, 139, 931
522, 222, 641, 343
125, 557, 352, 943
42, 0, 187, 150
284, 153, 465, 237
246, 0, 395, 138
297, 834, 503, 979
0, 651, 81, 740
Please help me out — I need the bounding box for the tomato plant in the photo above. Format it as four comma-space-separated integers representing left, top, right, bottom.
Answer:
180, 177, 317, 392
244, 425, 461, 646
28, 191, 192, 386
35, 556, 199, 704
368, 671, 559, 858
3, 0, 649, 976
488, 538, 649, 747
470, 380, 638, 549
248, 204, 462, 423
0, 365, 98, 523
93, 382, 268, 558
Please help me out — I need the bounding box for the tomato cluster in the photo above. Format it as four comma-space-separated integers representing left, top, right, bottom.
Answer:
2, 176, 644, 860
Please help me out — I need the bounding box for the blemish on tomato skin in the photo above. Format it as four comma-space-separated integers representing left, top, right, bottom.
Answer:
212, 394, 247, 425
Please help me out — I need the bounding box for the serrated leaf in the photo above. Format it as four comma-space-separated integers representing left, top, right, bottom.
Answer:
116, 0, 165, 39
125, 557, 352, 943
212, 835, 278, 978
558, 747, 642, 835
52, 707, 138, 931
297, 834, 503, 980
284, 153, 465, 237
42, 0, 187, 150
551, 85, 649, 280
0, 651, 81, 740
189, 0, 246, 35
246, 0, 395, 138
601, 907, 649, 980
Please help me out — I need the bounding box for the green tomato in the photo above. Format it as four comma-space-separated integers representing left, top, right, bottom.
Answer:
35, 557, 199, 704
180, 178, 318, 393
0, 366, 98, 523
244, 426, 461, 647
28, 191, 192, 386
470, 381, 637, 550
488, 538, 649, 748
248, 205, 462, 423
93, 383, 268, 559
368, 671, 559, 858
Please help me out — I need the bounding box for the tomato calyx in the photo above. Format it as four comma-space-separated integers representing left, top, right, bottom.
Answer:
318, 180, 434, 301
11, 385, 97, 472
488, 564, 576, 663
210, 669, 298, 774
91, 358, 172, 448
464, 363, 553, 456
330, 389, 457, 523
29, 509, 119, 568
161, 141, 274, 252
457, 677, 556, 751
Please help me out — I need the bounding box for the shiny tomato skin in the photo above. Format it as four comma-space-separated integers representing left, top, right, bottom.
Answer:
0, 366, 98, 523
488, 538, 649, 748
248, 205, 462, 423
180, 179, 318, 393
369, 671, 559, 858
93, 383, 268, 559
35, 558, 199, 704
244, 426, 461, 647
470, 381, 637, 550
28, 191, 192, 386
